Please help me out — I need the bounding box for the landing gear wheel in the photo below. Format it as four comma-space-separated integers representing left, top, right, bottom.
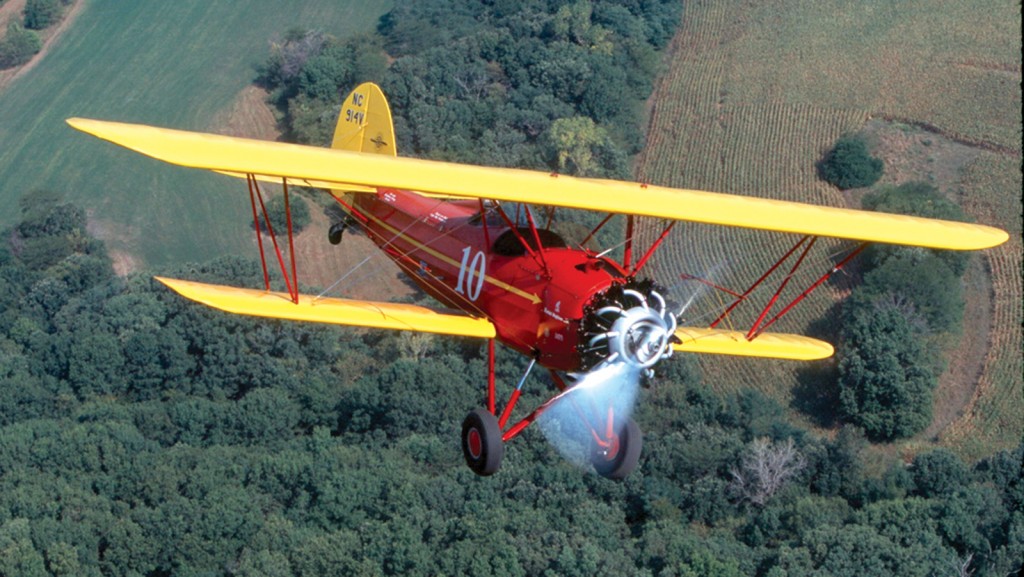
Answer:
591, 418, 642, 480
461, 408, 504, 476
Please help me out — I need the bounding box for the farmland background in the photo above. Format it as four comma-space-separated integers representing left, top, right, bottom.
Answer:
636, 0, 1021, 459
0, 0, 392, 270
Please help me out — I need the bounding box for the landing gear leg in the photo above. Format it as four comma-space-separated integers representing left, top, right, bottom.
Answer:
462, 408, 504, 476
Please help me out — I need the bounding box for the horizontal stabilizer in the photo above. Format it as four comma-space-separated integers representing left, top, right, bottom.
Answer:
672, 327, 834, 360
66, 117, 1008, 250
155, 277, 496, 338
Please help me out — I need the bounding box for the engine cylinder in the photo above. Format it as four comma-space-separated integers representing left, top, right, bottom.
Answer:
577, 279, 676, 372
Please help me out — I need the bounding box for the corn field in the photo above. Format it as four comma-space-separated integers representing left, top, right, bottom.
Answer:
634, 0, 1022, 451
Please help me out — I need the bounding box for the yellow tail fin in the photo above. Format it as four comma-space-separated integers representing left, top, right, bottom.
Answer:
331, 82, 397, 156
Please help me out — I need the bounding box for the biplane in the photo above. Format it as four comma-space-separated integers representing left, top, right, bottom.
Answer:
68, 83, 1007, 479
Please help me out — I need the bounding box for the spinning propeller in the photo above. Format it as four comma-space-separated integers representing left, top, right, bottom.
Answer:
537, 280, 678, 477
588, 287, 677, 371
578, 279, 678, 373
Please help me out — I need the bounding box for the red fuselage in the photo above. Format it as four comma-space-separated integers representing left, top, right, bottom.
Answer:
347, 189, 628, 371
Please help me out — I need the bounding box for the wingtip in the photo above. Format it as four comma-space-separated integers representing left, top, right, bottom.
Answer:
153, 275, 187, 295
954, 224, 1010, 251
990, 227, 1011, 249
66, 117, 107, 136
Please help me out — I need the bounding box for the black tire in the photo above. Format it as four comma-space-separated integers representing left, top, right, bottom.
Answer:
461, 408, 504, 476
591, 418, 642, 480
328, 221, 347, 245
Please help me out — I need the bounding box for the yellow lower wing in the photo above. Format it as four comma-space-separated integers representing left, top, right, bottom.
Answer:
67, 118, 1007, 250
155, 277, 496, 338
672, 327, 834, 360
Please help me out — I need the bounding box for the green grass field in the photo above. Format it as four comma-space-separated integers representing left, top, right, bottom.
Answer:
0, 0, 390, 267
638, 0, 1022, 455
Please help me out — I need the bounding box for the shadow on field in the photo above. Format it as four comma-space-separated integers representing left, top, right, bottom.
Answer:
791, 302, 843, 428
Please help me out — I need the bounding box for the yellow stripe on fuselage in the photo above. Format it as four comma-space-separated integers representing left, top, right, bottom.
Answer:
357, 202, 542, 305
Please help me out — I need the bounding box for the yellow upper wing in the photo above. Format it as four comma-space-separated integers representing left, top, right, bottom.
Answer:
67, 118, 1008, 250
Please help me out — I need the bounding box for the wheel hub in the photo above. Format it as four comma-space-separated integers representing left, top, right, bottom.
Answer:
467, 428, 483, 459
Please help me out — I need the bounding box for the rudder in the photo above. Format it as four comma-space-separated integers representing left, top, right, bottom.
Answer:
332, 82, 397, 156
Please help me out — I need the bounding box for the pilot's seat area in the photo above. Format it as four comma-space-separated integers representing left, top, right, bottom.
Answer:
493, 227, 567, 256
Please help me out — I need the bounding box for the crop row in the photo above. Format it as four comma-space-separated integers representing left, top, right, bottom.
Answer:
639, 0, 1020, 441
635, 0, 872, 403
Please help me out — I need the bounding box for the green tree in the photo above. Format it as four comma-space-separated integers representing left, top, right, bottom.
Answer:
44, 541, 82, 577
0, 519, 48, 576
862, 182, 967, 222
781, 521, 946, 576
933, 484, 1007, 557
639, 522, 751, 577
818, 134, 883, 189
297, 36, 385, 102
123, 328, 191, 398
911, 448, 968, 498
860, 251, 964, 335
543, 116, 626, 178
808, 425, 866, 499
263, 0, 679, 175
18, 236, 73, 271
235, 387, 301, 445
0, 23, 42, 69
13, 190, 103, 276
23, 0, 66, 30
837, 292, 936, 440
978, 442, 1024, 513
17, 192, 85, 239
259, 32, 386, 144
286, 94, 339, 146
66, 329, 125, 398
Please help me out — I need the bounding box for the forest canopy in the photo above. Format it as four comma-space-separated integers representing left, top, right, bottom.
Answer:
258, 0, 681, 178
2, 188, 1020, 575
1, 162, 1019, 577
